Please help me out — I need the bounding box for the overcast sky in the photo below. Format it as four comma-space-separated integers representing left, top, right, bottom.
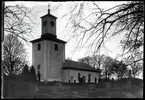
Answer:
5, 1, 127, 65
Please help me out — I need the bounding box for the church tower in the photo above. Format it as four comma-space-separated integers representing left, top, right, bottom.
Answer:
41, 4, 56, 36
31, 4, 66, 82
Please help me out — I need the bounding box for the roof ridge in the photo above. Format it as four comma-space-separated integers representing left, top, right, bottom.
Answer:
65, 59, 89, 65
65, 59, 96, 69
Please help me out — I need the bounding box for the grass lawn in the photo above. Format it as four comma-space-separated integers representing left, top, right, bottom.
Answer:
34, 85, 143, 98
4, 79, 143, 98
5, 86, 143, 98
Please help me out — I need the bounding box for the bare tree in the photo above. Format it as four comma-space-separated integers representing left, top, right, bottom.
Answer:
78, 56, 92, 66
4, 2, 37, 42
2, 34, 28, 75
78, 54, 116, 79
131, 62, 143, 78
62, 1, 144, 61
78, 54, 105, 69
30, 65, 37, 81
124, 50, 143, 78
100, 55, 115, 79
113, 60, 128, 79
92, 54, 105, 69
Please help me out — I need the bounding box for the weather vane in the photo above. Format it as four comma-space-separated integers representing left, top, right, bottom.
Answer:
48, 3, 50, 14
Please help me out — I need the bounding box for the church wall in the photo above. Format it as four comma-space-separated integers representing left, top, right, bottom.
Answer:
32, 41, 45, 81
45, 40, 65, 82
68, 69, 99, 83
43, 40, 49, 81
62, 70, 70, 82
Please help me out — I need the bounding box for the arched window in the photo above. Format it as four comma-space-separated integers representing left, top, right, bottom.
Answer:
78, 73, 80, 79
38, 43, 41, 51
78, 73, 81, 83
37, 65, 41, 81
54, 44, 58, 51
88, 74, 91, 83
95, 77, 97, 83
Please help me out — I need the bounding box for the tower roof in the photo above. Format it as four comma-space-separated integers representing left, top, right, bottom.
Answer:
40, 14, 57, 19
30, 33, 66, 44
41, 3, 57, 19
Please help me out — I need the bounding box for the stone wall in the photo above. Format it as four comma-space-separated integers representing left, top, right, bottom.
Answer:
3, 75, 37, 98
101, 78, 143, 89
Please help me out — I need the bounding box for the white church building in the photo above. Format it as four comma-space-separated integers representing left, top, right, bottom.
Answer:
31, 6, 101, 83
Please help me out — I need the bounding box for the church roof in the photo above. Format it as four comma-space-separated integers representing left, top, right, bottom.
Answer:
30, 33, 66, 44
62, 60, 101, 73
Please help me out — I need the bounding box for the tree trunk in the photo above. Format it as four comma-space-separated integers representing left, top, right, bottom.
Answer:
10, 62, 14, 75
98, 60, 101, 80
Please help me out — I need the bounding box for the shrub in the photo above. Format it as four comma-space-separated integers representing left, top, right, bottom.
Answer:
30, 65, 37, 82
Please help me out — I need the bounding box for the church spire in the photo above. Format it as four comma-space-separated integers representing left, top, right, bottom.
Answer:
48, 3, 50, 14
